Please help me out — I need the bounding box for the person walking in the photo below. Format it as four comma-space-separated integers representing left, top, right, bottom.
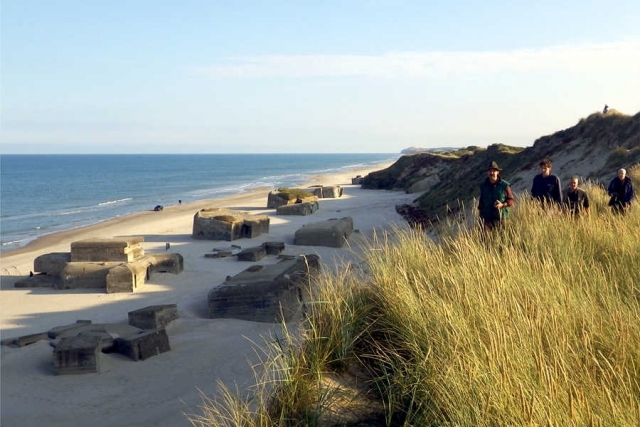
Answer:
608, 168, 635, 214
531, 158, 562, 208
478, 161, 515, 230
563, 176, 590, 216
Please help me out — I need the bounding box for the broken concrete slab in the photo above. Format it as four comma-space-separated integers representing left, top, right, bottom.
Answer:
128, 304, 178, 330
236, 246, 267, 262
192, 208, 270, 241
1, 332, 50, 348
208, 254, 320, 323
70, 237, 145, 262
294, 217, 354, 248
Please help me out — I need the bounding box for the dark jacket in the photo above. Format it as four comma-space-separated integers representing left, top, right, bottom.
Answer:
563, 187, 589, 215
531, 174, 562, 204
479, 177, 514, 220
608, 177, 635, 206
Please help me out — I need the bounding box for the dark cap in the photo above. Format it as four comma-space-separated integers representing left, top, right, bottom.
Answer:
486, 161, 502, 171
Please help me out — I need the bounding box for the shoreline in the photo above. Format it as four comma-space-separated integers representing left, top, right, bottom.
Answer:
0, 163, 389, 262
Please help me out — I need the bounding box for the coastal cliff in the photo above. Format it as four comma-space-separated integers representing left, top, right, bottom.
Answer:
364, 109, 640, 225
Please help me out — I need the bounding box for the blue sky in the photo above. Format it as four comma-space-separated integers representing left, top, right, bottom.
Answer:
2, 1, 639, 154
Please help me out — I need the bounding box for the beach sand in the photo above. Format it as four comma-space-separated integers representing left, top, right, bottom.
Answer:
0, 164, 416, 427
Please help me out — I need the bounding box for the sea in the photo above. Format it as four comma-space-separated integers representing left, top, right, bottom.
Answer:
0, 153, 398, 252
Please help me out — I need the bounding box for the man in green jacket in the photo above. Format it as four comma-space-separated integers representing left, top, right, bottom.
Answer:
478, 161, 515, 230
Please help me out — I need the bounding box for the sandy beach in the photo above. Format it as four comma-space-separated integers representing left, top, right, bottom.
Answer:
0, 164, 416, 427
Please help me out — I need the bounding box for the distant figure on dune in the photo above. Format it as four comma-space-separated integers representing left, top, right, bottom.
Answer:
563, 176, 590, 217
603, 104, 609, 114
608, 168, 635, 215
478, 161, 514, 230
531, 158, 562, 209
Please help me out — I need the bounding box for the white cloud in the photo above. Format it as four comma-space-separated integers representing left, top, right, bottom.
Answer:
190, 41, 640, 78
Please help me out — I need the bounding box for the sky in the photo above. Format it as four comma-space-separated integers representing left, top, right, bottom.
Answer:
1, 0, 639, 154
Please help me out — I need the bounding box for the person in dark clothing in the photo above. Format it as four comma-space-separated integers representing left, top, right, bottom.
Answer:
563, 176, 590, 216
478, 161, 515, 230
603, 104, 609, 114
531, 158, 562, 208
608, 168, 635, 215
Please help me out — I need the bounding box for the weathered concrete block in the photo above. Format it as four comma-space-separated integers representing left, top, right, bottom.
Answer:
192, 208, 270, 241
105, 259, 149, 293
128, 305, 178, 330
276, 201, 319, 216
262, 241, 285, 255
294, 217, 354, 248
267, 190, 318, 208
70, 237, 145, 262
208, 254, 320, 323
34, 252, 71, 276
59, 262, 122, 290
236, 246, 267, 262
320, 185, 343, 198
142, 253, 184, 274
352, 175, 363, 185
54, 335, 101, 375
115, 329, 171, 361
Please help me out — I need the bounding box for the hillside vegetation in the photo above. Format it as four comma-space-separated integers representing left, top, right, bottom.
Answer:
189, 166, 640, 427
363, 110, 640, 224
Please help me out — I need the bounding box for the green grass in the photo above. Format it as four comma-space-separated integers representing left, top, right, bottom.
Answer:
276, 188, 316, 200
189, 169, 640, 427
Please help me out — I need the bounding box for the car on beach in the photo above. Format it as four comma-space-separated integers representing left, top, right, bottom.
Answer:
153, 205, 164, 211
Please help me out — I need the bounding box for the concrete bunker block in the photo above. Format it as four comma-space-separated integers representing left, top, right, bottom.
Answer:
236, 246, 267, 262
276, 201, 319, 216
141, 253, 184, 274
70, 237, 145, 262
304, 186, 324, 197
54, 335, 102, 375
59, 262, 122, 290
267, 190, 318, 208
128, 304, 178, 330
34, 252, 71, 276
294, 217, 354, 248
192, 208, 270, 241
321, 185, 343, 198
105, 259, 149, 293
208, 254, 320, 323
115, 329, 171, 361
262, 241, 285, 255
351, 175, 363, 185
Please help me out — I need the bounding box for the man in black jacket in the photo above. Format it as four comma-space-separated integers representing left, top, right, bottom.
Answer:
608, 168, 635, 215
531, 158, 562, 208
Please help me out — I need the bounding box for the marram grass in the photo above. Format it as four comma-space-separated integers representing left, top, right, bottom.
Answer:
189, 173, 640, 427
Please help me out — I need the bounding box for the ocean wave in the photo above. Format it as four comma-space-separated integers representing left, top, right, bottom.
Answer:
1, 238, 28, 247
98, 197, 133, 206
